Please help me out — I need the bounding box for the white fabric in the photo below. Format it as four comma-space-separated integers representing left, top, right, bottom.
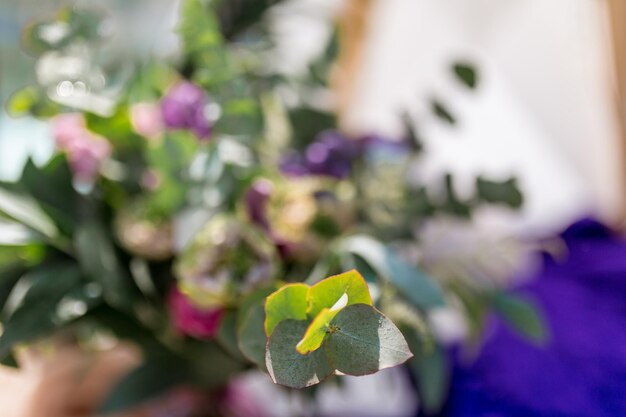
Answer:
344, 0, 623, 234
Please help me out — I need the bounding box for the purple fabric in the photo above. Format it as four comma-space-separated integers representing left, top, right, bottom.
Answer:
447, 218, 626, 417
160, 81, 212, 140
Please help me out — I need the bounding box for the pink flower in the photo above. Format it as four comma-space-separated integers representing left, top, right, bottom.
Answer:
51, 113, 111, 183
168, 287, 223, 339
130, 102, 164, 139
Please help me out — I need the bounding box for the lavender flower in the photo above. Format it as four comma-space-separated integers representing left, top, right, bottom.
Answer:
160, 81, 212, 140
280, 130, 361, 179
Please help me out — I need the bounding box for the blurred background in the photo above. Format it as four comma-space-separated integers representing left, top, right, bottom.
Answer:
2, 0, 626, 416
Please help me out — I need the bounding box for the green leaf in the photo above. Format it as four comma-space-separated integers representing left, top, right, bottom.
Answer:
409, 346, 448, 414
493, 292, 547, 344
452, 62, 479, 89
216, 309, 245, 360
296, 307, 337, 355
307, 270, 372, 318
0, 264, 82, 356
237, 302, 267, 368
0, 263, 27, 315
99, 359, 189, 414
431, 99, 456, 125
476, 176, 523, 208
213, 0, 285, 40
342, 236, 445, 309
0, 188, 58, 239
20, 157, 77, 235
75, 221, 135, 310
5, 86, 61, 118
324, 304, 413, 376
264, 283, 308, 336
265, 319, 333, 389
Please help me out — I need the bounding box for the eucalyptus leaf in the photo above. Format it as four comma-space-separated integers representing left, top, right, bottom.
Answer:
216, 309, 245, 360
410, 345, 448, 414
266, 319, 333, 389
324, 304, 413, 376
493, 292, 547, 344
237, 302, 267, 368
342, 236, 445, 309
296, 307, 337, 355
264, 283, 308, 336
307, 270, 372, 318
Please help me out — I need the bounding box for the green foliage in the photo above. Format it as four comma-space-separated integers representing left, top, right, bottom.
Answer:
476, 176, 524, 208
266, 319, 333, 388
452, 62, 479, 89
264, 283, 308, 335
75, 220, 136, 311
0, 187, 59, 241
341, 235, 446, 309
263, 271, 411, 388
266, 304, 412, 388
0, 263, 83, 357
493, 292, 547, 343
5, 86, 61, 118
213, 0, 285, 40
431, 99, 456, 125
410, 345, 448, 415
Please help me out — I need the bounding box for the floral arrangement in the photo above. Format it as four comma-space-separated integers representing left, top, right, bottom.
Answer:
1, 0, 541, 414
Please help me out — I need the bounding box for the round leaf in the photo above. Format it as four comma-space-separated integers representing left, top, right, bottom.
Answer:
264, 283, 308, 336
324, 304, 413, 376
265, 319, 333, 389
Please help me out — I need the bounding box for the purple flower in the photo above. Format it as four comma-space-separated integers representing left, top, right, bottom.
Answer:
168, 287, 223, 339
280, 130, 361, 179
51, 113, 111, 183
160, 81, 212, 140
448, 219, 626, 417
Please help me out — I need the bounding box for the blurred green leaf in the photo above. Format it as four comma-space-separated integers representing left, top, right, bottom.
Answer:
0, 263, 82, 357
75, 221, 135, 310
0, 188, 59, 240
476, 176, 523, 208
493, 292, 547, 344
237, 302, 267, 368
342, 235, 446, 309
20, 157, 77, 235
0, 263, 28, 316
409, 345, 448, 415
431, 99, 456, 125
216, 309, 245, 359
213, 0, 285, 40
453, 62, 479, 89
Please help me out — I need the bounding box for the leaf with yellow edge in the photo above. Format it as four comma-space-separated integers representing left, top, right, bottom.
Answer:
264, 283, 308, 336
307, 270, 372, 318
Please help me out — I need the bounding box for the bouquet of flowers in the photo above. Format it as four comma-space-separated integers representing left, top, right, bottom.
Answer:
1, 0, 541, 415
